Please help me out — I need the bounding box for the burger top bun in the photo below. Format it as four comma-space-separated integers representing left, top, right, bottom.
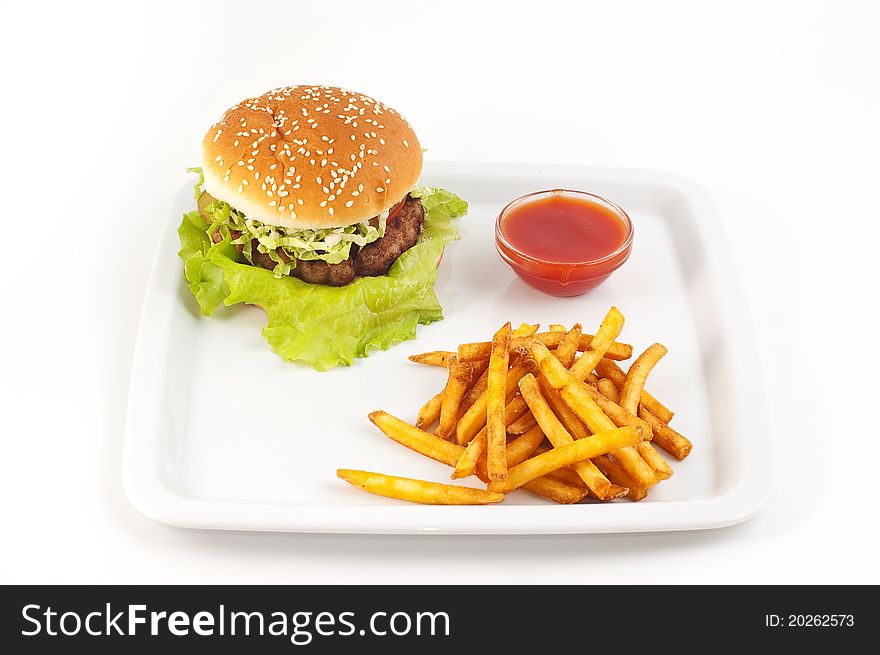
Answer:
201, 85, 422, 230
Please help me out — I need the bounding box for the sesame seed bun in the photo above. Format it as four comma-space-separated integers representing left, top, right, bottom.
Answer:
201, 85, 422, 230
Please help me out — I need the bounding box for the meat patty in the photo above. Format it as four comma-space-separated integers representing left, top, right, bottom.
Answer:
213, 196, 425, 286
353, 195, 424, 277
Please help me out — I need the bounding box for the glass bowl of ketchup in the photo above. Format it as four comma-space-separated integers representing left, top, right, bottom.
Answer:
495, 189, 634, 297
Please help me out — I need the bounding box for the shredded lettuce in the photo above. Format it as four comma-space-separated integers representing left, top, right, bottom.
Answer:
187, 167, 389, 276
178, 172, 468, 370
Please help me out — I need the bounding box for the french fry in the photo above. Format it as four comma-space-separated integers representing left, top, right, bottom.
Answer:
408, 351, 456, 367
534, 459, 627, 499
369, 411, 463, 466
486, 323, 512, 481
455, 361, 534, 446
416, 391, 443, 430
459, 366, 489, 414
515, 323, 541, 337
519, 373, 613, 499
639, 407, 693, 460
614, 343, 673, 477
452, 396, 531, 478
530, 341, 570, 384
542, 362, 614, 430
596, 358, 674, 423
457, 332, 632, 363
593, 455, 648, 501
487, 426, 641, 494
451, 430, 486, 479
549, 324, 567, 332
527, 448, 587, 488
537, 374, 589, 439
460, 425, 537, 482
620, 343, 668, 415
636, 442, 673, 479
368, 412, 588, 504
457, 359, 489, 416
505, 424, 546, 466
582, 381, 653, 440
547, 467, 588, 489
536, 376, 627, 500
457, 326, 534, 417
536, 349, 651, 440
555, 324, 582, 368
601, 484, 631, 500
569, 306, 625, 381
506, 412, 537, 434
503, 394, 531, 427
535, 340, 657, 486
597, 377, 619, 402
437, 356, 474, 440
559, 382, 658, 489
521, 477, 589, 504
477, 427, 588, 504
337, 469, 504, 505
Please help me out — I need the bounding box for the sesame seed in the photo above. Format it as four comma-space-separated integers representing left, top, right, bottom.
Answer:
376, 186, 384, 192
345, 200, 354, 207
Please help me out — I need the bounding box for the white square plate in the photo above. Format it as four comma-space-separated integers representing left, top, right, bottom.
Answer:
123, 162, 770, 534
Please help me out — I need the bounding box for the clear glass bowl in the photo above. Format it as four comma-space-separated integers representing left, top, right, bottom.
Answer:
495, 189, 634, 297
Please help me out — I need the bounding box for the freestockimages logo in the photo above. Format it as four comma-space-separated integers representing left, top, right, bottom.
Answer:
20, 604, 451, 645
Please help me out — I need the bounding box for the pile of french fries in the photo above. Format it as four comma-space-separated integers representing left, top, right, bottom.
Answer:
337, 307, 693, 505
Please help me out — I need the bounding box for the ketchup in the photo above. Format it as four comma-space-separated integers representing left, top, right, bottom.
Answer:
495, 190, 634, 297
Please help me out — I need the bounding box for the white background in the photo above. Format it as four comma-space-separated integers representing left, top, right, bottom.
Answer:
1, 0, 877, 583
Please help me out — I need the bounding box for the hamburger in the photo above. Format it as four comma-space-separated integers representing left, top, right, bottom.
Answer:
179, 85, 467, 370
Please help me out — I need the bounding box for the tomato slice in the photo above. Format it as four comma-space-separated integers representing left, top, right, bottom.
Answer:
384, 196, 407, 223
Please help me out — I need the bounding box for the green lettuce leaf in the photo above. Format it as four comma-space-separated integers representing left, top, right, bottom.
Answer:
410, 186, 469, 221
178, 183, 467, 370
